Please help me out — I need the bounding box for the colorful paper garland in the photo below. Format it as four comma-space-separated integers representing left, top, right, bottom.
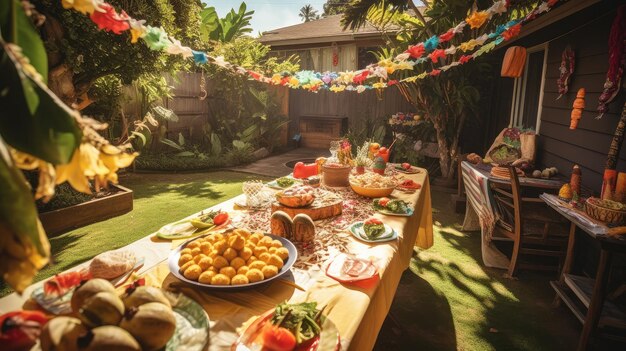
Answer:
60, 0, 560, 93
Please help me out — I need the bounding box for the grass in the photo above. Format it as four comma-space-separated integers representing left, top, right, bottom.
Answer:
0, 171, 271, 297
374, 188, 580, 351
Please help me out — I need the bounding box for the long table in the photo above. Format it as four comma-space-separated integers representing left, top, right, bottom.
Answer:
0, 170, 433, 351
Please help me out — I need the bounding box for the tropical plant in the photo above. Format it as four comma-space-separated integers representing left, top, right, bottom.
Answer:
0, 0, 137, 292
341, 0, 537, 179
199, 2, 253, 43
299, 4, 319, 22
31, 0, 202, 106
323, 0, 350, 16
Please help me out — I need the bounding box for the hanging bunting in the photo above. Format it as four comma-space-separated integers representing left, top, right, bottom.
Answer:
61, 0, 560, 93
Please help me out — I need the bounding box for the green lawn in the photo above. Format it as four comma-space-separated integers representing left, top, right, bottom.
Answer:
374, 189, 581, 351
0, 171, 270, 297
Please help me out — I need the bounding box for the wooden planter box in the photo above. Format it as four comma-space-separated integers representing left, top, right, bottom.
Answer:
40, 184, 133, 237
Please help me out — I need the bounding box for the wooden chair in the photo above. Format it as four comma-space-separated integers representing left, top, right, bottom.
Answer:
492, 166, 569, 277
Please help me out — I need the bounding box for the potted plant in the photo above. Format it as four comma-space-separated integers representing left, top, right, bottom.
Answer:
354, 142, 373, 174
321, 140, 353, 187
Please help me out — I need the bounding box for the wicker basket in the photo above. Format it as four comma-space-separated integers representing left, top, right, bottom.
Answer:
584, 199, 626, 225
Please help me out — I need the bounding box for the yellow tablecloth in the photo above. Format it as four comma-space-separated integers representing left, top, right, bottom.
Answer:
143, 171, 432, 350
0, 170, 432, 351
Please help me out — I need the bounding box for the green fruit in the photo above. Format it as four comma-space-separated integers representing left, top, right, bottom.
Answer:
120, 302, 177, 351
77, 326, 140, 351
40, 316, 87, 351
78, 291, 125, 327
71, 279, 116, 313
122, 285, 171, 310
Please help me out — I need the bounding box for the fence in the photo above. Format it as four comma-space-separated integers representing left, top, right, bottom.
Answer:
123, 72, 415, 147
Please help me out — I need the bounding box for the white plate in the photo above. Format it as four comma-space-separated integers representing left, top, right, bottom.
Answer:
349, 222, 398, 243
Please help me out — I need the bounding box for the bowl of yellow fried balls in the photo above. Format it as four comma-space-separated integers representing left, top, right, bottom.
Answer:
168, 228, 297, 289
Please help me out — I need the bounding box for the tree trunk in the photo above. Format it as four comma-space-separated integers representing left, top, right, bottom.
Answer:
434, 116, 451, 178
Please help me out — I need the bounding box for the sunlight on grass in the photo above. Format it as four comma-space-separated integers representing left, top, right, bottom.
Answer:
0, 171, 271, 297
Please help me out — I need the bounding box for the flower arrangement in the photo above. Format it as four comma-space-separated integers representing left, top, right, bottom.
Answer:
388, 112, 422, 126
354, 142, 373, 173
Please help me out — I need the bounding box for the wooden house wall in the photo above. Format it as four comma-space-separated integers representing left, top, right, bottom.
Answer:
481, 1, 625, 193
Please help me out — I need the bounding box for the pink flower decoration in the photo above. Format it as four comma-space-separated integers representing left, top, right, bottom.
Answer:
439, 30, 455, 43
502, 24, 522, 40
429, 69, 442, 77
353, 70, 370, 84
90, 4, 130, 34
406, 44, 425, 59
459, 55, 473, 64
428, 49, 446, 63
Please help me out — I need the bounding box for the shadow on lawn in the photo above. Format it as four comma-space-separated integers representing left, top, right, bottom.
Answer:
374, 190, 580, 351
125, 172, 271, 200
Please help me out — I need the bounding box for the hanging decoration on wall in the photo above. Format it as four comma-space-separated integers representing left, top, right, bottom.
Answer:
500, 46, 527, 78
570, 88, 585, 130
597, 5, 626, 118
331, 42, 339, 67
60, 0, 561, 93
602, 102, 626, 200
556, 46, 575, 99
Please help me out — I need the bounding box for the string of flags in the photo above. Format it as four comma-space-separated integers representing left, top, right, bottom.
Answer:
60, 0, 560, 93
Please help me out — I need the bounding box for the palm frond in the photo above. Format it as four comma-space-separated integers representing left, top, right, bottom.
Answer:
341, 0, 409, 31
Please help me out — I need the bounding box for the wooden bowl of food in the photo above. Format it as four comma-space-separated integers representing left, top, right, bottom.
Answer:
585, 197, 626, 225
349, 182, 395, 198
275, 185, 315, 208
349, 172, 397, 198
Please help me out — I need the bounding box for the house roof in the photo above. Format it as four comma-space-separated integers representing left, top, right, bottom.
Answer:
258, 15, 389, 47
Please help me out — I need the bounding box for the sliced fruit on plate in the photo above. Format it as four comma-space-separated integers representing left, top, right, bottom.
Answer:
326, 254, 377, 283
43, 269, 92, 297
397, 179, 421, 189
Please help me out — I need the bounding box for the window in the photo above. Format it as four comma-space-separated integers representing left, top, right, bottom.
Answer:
509, 43, 548, 133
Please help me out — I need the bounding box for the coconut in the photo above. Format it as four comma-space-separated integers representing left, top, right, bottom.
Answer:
70, 279, 116, 313
119, 302, 176, 351
78, 291, 125, 327
77, 326, 140, 351
122, 285, 171, 309
40, 316, 87, 351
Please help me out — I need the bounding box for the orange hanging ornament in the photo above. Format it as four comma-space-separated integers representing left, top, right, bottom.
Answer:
570, 88, 585, 130
501, 46, 526, 78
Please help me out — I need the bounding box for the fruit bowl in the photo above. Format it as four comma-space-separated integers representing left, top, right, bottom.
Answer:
349, 182, 394, 198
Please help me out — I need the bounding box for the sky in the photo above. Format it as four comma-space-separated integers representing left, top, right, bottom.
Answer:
204, 0, 329, 35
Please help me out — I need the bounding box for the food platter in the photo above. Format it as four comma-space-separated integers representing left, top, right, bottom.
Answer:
156, 216, 231, 240
267, 176, 299, 189
348, 222, 398, 243
168, 233, 298, 290
233, 308, 341, 351
375, 207, 414, 217
394, 165, 421, 174
166, 292, 210, 351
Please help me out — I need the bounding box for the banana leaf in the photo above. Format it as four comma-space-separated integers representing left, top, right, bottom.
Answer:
0, 141, 50, 292
0, 42, 81, 165
0, 1, 80, 165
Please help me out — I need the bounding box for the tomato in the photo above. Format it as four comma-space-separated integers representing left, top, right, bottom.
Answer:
262, 324, 297, 351
378, 197, 390, 207
365, 218, 383, 226
213, 213, 229, 226
401, 162, 411, 170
